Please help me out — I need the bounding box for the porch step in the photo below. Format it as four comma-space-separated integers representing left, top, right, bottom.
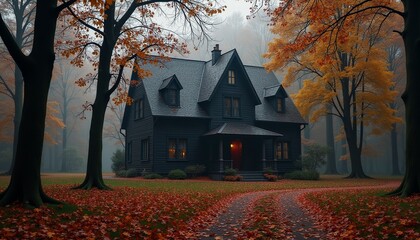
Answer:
239, 171, 266, 182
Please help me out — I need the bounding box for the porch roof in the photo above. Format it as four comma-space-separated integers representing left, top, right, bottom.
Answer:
203, 123, 283, 137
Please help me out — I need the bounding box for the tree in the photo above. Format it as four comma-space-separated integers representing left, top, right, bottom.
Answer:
325, 104, 338, 174
0, 0, 75, 207
301, 143, 329, 172
60, 0, 225, 189
0, 0, 35, 175
251, 0, 419, 196
263, 1, 400, 179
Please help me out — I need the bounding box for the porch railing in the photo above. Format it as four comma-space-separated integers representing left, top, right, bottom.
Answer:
210, 159, 233, 172
263, 160, 279, 172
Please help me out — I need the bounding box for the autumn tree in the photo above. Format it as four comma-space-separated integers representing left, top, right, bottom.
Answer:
263, 1, 400, 178
60, 0, 225, 189
0, 0, 75, 207
251, 0, 419, 196
0, 0, 35, 175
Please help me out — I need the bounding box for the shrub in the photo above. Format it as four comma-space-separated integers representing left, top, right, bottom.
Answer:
125, 168, 137, 178
263, 173, 278, 182
224, 168, 237, 176
185, 164, 206, 178
168, 169, 187, 180
111, 149, 125, 174
115, 168, 137, 178
284, 170, 320, 180
223, 175, 243, 181
302, 144, 329, 171
263, 167, 275, 174
143, 173, 164, 179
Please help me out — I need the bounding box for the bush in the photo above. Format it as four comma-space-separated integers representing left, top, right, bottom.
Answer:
185, 164, 206, 178
224, 168, 237, 176
263, 173, 278, 182
263, 167, 275, 174
115, 168, 137, 178
143, 173, 164, 179
284, 170, 320, 180
111, 149, 125, 174
168, 169, 187, 180
125, 168, 137, 178
223, 175, 243, 181
302, 144, 329, 171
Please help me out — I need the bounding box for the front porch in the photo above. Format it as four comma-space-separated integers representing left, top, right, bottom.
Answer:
203, 123, 284, 180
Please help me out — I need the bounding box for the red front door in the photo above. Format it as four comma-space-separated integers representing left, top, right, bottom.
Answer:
230, 140, 242, 169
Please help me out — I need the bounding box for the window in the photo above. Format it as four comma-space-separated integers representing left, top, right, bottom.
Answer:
224, 97, 240, 118
228, 70, 235, 85
168, 138, 188, 160
127, 142, 132, 163
134, 99, 144, 119
141, 138, 149, 161
167, 89, 178, 106
275, 142, 289, 160
276, 98, 283, 112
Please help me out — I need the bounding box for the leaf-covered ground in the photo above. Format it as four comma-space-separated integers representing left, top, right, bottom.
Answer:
0, 175, 418, 239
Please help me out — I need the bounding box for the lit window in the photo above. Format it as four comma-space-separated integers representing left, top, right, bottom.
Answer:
179, 139, 187, 159
168, 138, 188, 160
275, 142, 289, 160
228, 70, 235, 85
134, 99, 144, 119
168, 138, 177, 159
224, 97, 240, 118
141, 138, 149, 161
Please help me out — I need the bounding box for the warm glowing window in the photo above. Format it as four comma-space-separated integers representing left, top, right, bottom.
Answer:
276, 142, 289, 160
168, 138, 187, 160
228, 70, 235, 85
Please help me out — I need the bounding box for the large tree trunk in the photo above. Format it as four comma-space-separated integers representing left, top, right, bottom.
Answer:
345, 129, 369, 178
389, 0, 420, 196
325, 105, 338, 174
390, 123, 400, 175
0, 0, 60, 207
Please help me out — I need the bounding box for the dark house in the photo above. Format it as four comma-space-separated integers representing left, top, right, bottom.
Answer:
121, 45, 306, 180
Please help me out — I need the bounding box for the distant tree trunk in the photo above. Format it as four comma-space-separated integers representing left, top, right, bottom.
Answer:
325, 105, 338, 174
0, 0, 62, 207
390, 122, 400, 175
389, 0, 420, 196
340, 138, 348, 174
61, 95, 68, 172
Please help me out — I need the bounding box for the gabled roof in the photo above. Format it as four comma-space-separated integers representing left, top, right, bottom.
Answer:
159, 74, 183, 91
264, 84, 288, 98
122, 48, 307, 126
198, 50, 261, 105
203, 123, 283, 137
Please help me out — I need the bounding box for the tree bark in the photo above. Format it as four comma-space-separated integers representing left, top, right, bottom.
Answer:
0, 0, 61, 207
325, 105, 338, 174
389, 0, 420, 196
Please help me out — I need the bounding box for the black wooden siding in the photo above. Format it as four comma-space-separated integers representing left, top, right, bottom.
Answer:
152, 117, 210, 174
125, 82, 154, 173
206, 59, 257, 129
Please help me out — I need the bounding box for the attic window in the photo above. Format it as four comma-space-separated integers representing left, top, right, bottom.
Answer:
167, 89, 178, 106
228, 70, 235, 85
159, 75, 183, 107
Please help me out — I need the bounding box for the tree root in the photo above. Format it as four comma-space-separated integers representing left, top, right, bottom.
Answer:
73, 178, 112, 190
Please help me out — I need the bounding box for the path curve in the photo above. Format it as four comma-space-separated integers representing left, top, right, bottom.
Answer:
197, 182, 399, 240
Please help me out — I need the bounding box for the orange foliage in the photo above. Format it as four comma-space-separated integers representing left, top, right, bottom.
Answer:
264, 0, 402, 136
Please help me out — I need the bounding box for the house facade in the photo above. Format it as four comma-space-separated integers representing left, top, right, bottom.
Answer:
121, 45, 306, 179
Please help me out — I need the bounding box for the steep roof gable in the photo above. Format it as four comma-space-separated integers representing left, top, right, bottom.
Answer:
198, 50, 261, 105
159, 74, 183, 91
264, 84, 288, 98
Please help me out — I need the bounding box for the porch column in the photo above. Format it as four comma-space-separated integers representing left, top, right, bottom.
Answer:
219, 138, 223, 173
273, 138, 278, 171
262, 140, 266, 169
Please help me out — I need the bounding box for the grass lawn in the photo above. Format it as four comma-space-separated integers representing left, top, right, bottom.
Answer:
0, 174, 418, 239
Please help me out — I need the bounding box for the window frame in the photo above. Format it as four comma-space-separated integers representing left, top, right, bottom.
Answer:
223, 96, 241, 118
166, 88, 179, 107
276, 97, 284, 113
275, 141, 290, 160
141, 138, 150, 161
228, 70, 236, 85
134, 98, 144, 120
167, 137, 188, 161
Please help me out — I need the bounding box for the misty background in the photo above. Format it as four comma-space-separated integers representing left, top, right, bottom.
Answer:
0, 1, 405, 175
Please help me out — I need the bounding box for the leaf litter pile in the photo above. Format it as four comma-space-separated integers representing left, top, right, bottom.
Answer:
0, 178, 418, 239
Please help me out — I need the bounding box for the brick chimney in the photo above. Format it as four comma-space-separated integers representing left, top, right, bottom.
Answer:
211, 44, 221, 65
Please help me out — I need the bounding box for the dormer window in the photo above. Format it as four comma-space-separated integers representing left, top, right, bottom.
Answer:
264, 84, 288, 113
228, 70, 236, 85
159, 75, 183, 107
